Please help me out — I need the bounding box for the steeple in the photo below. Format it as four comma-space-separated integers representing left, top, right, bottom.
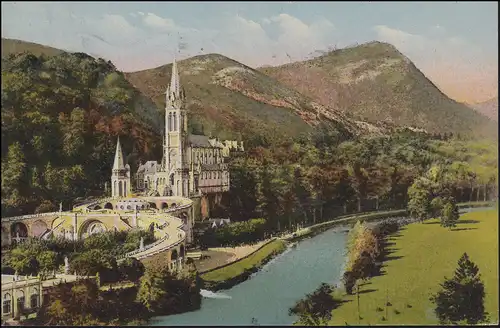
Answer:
113, 136, 125, 170
169, 55, 181, 99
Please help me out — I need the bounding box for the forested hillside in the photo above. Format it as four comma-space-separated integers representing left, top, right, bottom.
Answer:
1, 52, 163, 216
226, 131, 498, 231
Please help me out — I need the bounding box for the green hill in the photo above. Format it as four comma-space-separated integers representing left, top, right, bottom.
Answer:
1, 50, 162, 216
259, 41, 497, 140
2, 38, 66, 58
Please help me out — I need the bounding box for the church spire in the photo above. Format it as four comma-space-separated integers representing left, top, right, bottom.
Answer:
169, 55, 181, 99
113, 136, 125, 170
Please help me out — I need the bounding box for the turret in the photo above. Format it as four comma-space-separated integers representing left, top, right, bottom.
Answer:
111, 137, 131, 198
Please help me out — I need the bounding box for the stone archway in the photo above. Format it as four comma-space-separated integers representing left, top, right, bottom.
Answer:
171, 249, 178, 262
161, 202, 168, 210
3, 293, 12, 316
104, 202, 113, 210
32, 220, 48, 238
1, 227, 10, 247
79, 220, 107, 239
11, 222, 28, 240
180, 244, 185, 258
93, 205, 102, 210
149, 202, 157, 209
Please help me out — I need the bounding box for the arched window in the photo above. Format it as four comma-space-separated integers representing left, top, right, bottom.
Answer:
168, 113, 172, 131
30, 288, 39, 309
16, 290, 25, 312
173, 113, 177, 131
3, 293, 11, 315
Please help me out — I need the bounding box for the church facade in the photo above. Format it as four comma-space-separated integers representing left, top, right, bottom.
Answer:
128, 57, 244, 199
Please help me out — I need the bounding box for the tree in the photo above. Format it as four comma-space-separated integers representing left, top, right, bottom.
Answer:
37, 250, 57, 273
136, 265, 168, 312
118, 257, 145, 283
407, 179, 431, 222
289, 283, 342, 326
440, 198, 459, 229
342, 271, 357, 295
430, 253, 487, 324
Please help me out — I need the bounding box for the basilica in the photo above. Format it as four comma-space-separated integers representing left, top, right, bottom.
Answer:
111, 57, 244, 199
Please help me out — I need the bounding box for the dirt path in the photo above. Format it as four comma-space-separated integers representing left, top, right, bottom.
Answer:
194, 239, 272, 273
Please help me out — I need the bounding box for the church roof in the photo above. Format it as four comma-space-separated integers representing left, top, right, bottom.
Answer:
188, 134, 212, 148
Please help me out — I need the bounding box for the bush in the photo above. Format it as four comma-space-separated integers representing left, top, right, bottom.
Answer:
199, 218, 268, 248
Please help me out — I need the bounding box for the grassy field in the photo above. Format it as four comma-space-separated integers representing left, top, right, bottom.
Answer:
200, 239, 287, 282
330, 209, 499, 325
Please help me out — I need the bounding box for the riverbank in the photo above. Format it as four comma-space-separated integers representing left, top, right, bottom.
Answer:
193, 239, 272, 273
284, 201, 496, 243
198, 202, 495, 292
329, 208, 499, 325
200, 239, 287, 291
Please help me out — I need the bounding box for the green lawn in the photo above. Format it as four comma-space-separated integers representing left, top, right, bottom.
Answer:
330, 209, 499, 325
200, 239, 287, 282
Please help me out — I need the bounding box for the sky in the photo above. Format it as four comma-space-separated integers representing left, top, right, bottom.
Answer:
1, 1, 498, 103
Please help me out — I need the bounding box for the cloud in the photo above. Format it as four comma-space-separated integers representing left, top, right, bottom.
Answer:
3, 3, 494, 102
142, 12, 176, 30
373, 25, 498, 102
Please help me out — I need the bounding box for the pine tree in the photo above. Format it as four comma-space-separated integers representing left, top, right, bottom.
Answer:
430, 253, 487, 324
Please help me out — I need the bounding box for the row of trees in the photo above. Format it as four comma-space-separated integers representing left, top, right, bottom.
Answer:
342, 221, 383, 294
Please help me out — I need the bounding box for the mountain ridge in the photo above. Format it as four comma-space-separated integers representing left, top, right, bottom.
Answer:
2, 38, 496, 142
467, 97, 498, 122
259, 41, 497, 139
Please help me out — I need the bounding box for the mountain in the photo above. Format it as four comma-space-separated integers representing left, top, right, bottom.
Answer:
2, 38, 67, 57
124, 53, 391, 147
468, 97, 498, 122
259, 41, 497, 139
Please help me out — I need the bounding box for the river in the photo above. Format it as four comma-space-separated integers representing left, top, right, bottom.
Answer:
151, 225, 350, 326
150, 206, 495, 326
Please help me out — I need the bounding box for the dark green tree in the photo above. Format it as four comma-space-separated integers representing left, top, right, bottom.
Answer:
430, 253, 487, 324
289, 283, 342, 326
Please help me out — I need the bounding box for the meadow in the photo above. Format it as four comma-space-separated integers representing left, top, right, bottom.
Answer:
330, 209, 499, 325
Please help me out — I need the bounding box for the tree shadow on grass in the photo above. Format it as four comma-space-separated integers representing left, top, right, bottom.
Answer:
384, 255, 404, 262
423, 221, 441, 225
451, 227, 478, 231
384, 248, 400, 256
456, 219, 480, 225
358, 288, 377, 295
